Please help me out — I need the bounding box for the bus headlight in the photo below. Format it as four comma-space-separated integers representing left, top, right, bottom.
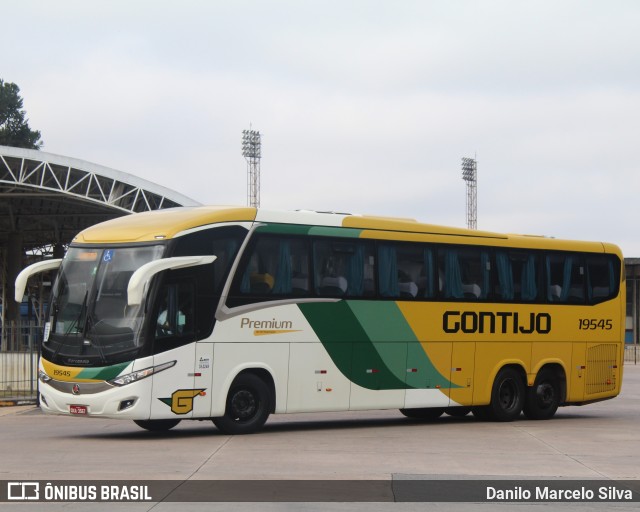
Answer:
39, 370, 52, 383
108, 361, 176, 386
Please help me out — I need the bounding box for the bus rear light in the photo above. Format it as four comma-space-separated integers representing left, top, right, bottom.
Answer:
366, 369, 379, 374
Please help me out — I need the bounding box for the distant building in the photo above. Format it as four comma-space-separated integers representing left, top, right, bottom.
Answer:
625, 258, 640, 344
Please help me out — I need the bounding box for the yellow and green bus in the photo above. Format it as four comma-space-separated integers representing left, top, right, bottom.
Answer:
15, 206, 625, 434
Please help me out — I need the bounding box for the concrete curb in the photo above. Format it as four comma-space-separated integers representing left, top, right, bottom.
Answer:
0, 398, 37, 408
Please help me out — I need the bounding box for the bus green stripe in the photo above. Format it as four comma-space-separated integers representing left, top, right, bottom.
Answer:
255, 224, 312, 236
298, 301, 456, 390
298, 301, 407, 389
346, 301, 457, 389
254, 224, 363, 239
76, 361, 131, 381
308, 227, 362, 238
347, 301, 417, 342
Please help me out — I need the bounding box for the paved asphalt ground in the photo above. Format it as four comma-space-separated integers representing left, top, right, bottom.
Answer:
1, 365, 639, 512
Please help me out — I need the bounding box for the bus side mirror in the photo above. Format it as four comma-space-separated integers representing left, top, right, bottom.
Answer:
127, 255, 217, 306
14, 259, 63, 302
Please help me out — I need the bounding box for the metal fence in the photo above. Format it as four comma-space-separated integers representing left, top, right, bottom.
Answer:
0, 323, 40, 401
624, 344, 640, 365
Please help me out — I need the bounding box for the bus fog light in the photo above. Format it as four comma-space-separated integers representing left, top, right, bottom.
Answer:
119, 399, 135, 411
40, 394, 48, 406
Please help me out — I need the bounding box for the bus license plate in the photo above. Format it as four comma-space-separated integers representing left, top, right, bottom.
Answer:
70, 405, 87, 415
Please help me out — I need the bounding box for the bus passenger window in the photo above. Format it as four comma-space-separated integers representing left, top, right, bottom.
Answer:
440, 248, 489, 300
586, 256, 618, 303
378, 245, 399, 297
315, 240, 374, 298
546, 253, 585, 303
397, 247, 422, 299
378, 244, 423, 299
439, 249, 463, 299
420, 248, 436, 298
495, 251, 514, 300
235, 236, 310, 298
497, 252, 539, 302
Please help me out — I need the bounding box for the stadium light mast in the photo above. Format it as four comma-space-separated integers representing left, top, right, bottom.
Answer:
242, 128, 262, 208
461, 156, 477, 230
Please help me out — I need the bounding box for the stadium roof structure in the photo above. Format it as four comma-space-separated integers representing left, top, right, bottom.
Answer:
0, 145, 201, 253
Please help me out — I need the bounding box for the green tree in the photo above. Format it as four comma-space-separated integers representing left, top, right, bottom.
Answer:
0, 79, 43, 149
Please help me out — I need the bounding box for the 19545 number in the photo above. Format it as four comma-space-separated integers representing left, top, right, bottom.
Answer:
578, 319, 613, 330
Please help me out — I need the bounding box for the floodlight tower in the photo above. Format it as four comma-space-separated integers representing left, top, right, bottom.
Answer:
242, 128, 262, 208
461, 157, 477, 230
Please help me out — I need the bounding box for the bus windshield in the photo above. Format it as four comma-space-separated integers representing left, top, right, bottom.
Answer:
46, 245, 165, 365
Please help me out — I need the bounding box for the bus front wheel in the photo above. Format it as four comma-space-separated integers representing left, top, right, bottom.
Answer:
213, 373, 271, 435
488, 367, 525, 421
523, 369, 560, 420
134, 419, 181, 431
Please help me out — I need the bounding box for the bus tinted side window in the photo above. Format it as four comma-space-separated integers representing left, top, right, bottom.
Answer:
152, 225, 247, 349
237, 236, 311, 298
378, 243, 435, 299
314, 239, 374, 298
545, 253, 585, 303
586, 255, 619, 304
172, 225, 247, 296
495, 251, 540, 302
438, 247, 491, 300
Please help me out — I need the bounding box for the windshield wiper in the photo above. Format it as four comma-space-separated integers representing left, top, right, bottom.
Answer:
64, 290, 89, 336
83, 313, 108, 366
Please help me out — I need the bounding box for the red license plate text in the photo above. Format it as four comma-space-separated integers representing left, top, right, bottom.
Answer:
69, 405, 88, 415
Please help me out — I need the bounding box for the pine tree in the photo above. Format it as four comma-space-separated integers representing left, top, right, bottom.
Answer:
0, 79, 43, 149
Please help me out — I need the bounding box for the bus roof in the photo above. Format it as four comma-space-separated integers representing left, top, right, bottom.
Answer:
73, 206, 258, 243
72, 205, 621, 255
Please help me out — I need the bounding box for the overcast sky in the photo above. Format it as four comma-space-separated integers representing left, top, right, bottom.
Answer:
3, 1, 640, 254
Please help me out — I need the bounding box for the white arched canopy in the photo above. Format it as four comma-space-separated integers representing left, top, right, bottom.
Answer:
0, 145, 200, 251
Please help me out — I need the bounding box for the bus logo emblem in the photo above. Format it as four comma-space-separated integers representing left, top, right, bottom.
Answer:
158, 389, 206, 415
72, 384, 80, 395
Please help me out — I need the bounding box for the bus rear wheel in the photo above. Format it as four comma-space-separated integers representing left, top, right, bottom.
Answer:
213, 373, 271, 435
399, 408, 445, 420
134, 419, 181, 431
523, 369, 560, 420
488, 367, 525, 421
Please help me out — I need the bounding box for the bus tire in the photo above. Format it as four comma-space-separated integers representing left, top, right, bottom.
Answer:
488, 367, 524, 421
213, 373, 271, 435
399, 408, 444, 420
134, 419, 181, 431
523, 369, 560, 420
